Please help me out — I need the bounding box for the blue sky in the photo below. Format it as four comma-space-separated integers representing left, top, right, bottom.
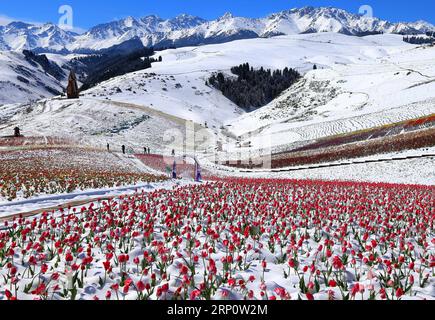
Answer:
0, 0, 434, 31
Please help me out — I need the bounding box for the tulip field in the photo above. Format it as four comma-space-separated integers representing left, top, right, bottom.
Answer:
135, 154, 212, 179
0, 148, 166, 202
0, 178, 433, 300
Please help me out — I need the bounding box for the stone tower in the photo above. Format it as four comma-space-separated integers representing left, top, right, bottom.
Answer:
66, 70, 79, 99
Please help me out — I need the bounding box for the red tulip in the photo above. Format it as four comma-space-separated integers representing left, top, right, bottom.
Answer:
262, 260, 267, 269
396, 288, 404, 298
328, 280, 337, 287
40, 264, 48, 274
65, 252, 73, 263
306, 292, 314, 300
351, 283, 360, 297
136, 281, 146, 292
190, 290, 201, 300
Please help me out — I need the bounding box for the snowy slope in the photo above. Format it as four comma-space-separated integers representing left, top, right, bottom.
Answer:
0, 33, 434, 159
82, 32, 402, 130
81, 63, 244, 130
0, 51, 66, 105
222, 34, 435, 149
0, 97, 212, 155
82, 33, 435, 147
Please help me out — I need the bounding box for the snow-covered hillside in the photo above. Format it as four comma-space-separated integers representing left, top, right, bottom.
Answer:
1, 32, 434, 161
82, 33, 408, 128
223, 34, 435, 149
0, 51, 67, 105
0, 97, 212, 155
0, 7, 434, 52
75, 33, 434, 151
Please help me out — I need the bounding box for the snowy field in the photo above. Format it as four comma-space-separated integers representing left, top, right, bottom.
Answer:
198, 144, 435, 186
213, 156, 435, 186
0, 179, 192, 219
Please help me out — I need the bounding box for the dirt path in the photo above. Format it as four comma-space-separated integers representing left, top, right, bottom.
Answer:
94, 99, 205, 130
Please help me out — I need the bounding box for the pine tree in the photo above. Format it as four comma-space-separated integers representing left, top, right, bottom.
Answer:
208, 63, 300, 111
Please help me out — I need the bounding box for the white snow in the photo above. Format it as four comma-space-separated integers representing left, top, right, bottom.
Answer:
0, 179, 192, 218
0, 10, 434, 303
0, 51, 65, 105
201, 153, 435, 186
77, 33, 435, 155
64, 7, 435, 52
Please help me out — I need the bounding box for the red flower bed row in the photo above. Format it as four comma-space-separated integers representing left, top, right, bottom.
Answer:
0, 136, 75, 147
0, 148, 166, 201
225, 127, 435, 169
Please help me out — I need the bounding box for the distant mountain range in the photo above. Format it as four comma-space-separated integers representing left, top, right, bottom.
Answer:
0, 6, 434, 53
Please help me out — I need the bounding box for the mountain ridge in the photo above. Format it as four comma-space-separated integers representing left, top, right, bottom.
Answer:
0, 6, 433, 52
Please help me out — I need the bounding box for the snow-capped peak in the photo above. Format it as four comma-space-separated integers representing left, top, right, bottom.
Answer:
0, 21, 77, 51
218, 12, 235, 21
5, 21, 34, 30
167, 14, 207, 29
123, 16, 137, 28
0, 6, 434, 52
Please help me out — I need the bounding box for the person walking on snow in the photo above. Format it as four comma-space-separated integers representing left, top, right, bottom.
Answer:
172, 160, 177, 179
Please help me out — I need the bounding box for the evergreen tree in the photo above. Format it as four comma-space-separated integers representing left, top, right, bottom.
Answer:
403, 36, 434, 45
208, 62, 301, 111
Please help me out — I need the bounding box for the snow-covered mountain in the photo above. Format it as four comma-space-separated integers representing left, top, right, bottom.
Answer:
0, 22, 77, 51
0, 7, 434, 52
70, 14, 207, 50
69, 7, 435, 51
